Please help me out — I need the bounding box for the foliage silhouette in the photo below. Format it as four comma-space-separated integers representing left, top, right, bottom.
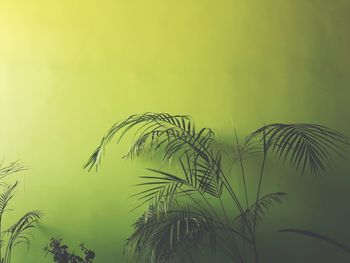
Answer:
0, 161, 42, 263
44, 238, 95, 263
86, 113, 349, 262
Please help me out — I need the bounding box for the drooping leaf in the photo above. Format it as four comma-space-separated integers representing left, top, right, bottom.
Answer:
132, 169, 187, 214
4, 210, 42, 263
278, 228, 350, 254
132, 161, 223, 215
84, 113, 217, 171
248, 124, 349, 175
124, 206, 219, 263
0, 161, 26, 180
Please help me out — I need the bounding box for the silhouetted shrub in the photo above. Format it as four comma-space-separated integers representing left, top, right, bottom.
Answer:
44, 238, 95, 263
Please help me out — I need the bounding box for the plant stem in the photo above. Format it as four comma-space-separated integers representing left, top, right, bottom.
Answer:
252, 237, 259, 263
211, 152, 244, 262
218, 196, 244, 262
197, 141, 244, 215
180, 188, 244, 260
234, 129, 249, 209
256, 126, 268, 203
180, 188, 216, 218
252, 151, 267, 262
219, 171, 244, 214
196, 150, 244, 215
252, 127, 268, 263
256, 153, 267, 204
217, 235, 244, 262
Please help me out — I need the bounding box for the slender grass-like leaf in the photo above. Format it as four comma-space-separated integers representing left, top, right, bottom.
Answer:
278, 228, 350, 254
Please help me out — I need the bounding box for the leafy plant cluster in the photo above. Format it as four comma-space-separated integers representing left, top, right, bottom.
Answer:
44, 238, 95, 263
0, 163, 96, 263
1, 112, 349, 263
85, 112, 350, 263
0, 161, 42, 263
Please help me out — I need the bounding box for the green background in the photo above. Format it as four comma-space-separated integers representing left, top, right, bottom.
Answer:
0, 1, 349, 262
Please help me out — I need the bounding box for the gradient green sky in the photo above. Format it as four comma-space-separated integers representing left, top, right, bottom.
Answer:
0, 1, 350, 262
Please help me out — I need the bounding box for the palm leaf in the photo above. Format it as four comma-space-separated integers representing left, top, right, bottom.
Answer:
5, 211, 42, 255
248, 124, 349, 175
3, 210, 42, 263
179, 151, 223, 198
84, 113, 217, 171
278, 228, 350, 254
132, 169, 187, 214
0, 161, 26, 180
0, 182, 18, 216
132, 162, 223, 215
124, 206, 218, 263
237, 192, 286, 227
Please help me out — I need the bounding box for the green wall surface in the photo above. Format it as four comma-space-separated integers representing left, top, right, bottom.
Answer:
0, 1, 350, 262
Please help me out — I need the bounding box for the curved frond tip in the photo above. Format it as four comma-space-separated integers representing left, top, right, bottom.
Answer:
124, 206, 217, 263
6, 210, 43, 245
0, 161, 26, 179
248, 123, 349, 176
85, 113, 217, 171
278, 228, 350, 254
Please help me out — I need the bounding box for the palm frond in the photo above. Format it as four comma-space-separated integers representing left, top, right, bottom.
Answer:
84, 113, 217, 171
0, 161, 26, 180
0, 182, 18, 216
5, 211, 42, 248
5, 210, 42, 242
124, 206, 218, 263
237, 192, 286, 227
132, 161, 223, 215
248, 124, 349, 175
132, 169, 188, 214
179, 151, 223, 198
278, 228, 350, 254
3, 210, 42, 263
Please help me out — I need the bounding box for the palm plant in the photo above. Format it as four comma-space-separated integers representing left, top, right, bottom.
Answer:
85, 113, 349, 262
0, 161, 42, 263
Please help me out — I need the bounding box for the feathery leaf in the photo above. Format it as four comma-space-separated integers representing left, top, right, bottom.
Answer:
248, 124, 349, 176
237, 192, 286, 227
